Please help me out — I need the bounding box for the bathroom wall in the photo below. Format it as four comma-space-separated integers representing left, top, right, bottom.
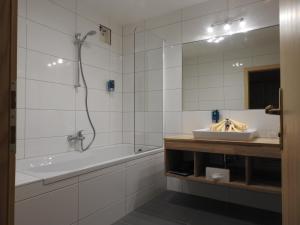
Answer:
17, 0, 123, 159
122, 0, 281, 212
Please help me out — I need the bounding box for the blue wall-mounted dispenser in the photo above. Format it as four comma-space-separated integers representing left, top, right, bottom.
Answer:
107, 80, 115, 92
212, 110, 220, 123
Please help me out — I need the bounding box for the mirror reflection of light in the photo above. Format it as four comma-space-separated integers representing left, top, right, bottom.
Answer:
207, 26, 214, 33
232, 62, 244, 67
239, 19, 246, 28
224, 23, 231, 31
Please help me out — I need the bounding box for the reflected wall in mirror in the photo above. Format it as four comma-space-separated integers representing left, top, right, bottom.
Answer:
182, 25, 280, 111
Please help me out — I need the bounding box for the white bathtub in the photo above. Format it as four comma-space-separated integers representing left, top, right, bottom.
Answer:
16, 144, 163, 185
15, 144, 165, 225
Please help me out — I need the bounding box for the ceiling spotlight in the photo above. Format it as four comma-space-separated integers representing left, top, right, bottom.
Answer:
224, 23, 231, 31
47, 63, 52, 67
239, 18, 246, 28
52, 62, 57, 66
207, 25, 214, 33
57, 58, 64, 64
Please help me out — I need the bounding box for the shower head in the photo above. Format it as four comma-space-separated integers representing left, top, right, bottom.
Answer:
76, 30, 97, 44
82, 30, 96, 42
87, 30, 97, 36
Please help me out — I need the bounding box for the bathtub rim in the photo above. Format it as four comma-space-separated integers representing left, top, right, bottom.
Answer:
16, 146, 164, 187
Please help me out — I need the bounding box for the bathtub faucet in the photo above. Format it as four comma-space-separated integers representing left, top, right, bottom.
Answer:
67, 130, 86, 145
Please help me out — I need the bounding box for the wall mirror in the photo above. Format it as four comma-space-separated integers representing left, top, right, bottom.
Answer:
182, 25, 280, 111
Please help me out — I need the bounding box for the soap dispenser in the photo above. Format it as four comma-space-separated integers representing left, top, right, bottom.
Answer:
212, 110, 220, 123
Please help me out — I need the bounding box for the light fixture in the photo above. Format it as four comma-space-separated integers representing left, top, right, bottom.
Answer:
207, 37, 215, 43
224, 23, 231, 31
57, 58, 63, 64
232, 62, 244, 67
52, 62, 57, 66
207, 25, 214, 33
47, 63, 52, 67
239, 18, 246, 28
207, 36, 225, 44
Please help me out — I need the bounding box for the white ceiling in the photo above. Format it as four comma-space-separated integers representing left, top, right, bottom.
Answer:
82, 0, 209, 25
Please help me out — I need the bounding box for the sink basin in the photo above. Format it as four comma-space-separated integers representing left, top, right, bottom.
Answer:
192, 128, 257, 141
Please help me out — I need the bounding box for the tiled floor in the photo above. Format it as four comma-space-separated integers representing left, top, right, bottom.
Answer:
113, 191, 282, 225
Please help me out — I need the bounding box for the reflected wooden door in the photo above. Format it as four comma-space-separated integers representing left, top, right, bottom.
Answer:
280, 0, 300, 224
0, 0, 17, 225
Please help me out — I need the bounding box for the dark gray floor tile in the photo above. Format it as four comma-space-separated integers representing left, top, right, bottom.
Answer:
113, 191, 281, 225
119, 211, 185, 225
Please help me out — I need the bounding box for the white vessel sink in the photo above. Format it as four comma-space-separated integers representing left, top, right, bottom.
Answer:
192, 128, 257, 141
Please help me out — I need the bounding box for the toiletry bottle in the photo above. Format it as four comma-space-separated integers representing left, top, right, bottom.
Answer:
212, 110, 220, 123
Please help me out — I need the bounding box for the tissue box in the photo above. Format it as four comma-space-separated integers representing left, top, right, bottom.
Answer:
206, 167, 230, 182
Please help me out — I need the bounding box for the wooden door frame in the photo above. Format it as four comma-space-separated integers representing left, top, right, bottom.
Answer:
0, 0, 17, 225
243, 64, 280, 109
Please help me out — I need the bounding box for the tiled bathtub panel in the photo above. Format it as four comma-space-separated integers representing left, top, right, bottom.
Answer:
78, 168, 125, 219
125, 153, 165, 196
15, 184, 78, 225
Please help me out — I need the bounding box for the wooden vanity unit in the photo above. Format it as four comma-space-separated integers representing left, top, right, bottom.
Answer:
164, 135, 282, 194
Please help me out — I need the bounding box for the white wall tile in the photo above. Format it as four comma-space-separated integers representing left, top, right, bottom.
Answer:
25, 136, 72, 158
27, 21, 75, 60
80, 64, 109, 90
146, 69, 163, 91
17, 47, 26, 78
145, 112, 163, 133
18, 0, 27, 17
164, 89, 182, 112
51, 0, 76, 12
164, 67, 182, 90
164, 45, 182, 68
18, 17, 26, 48
27, 50, 75, 85
16, 140, 25, 160
17, 109, 25, 140
110, 112, 123, 132
81, 44, 110, 70
151, 23, 182, 47
182, 0, 227, 21
146, 10, 181, 30
145, 91, 163, 112
17, 78, 26, 109
145, 48, 163, 70
25, 110, 75, 138
164, 112, 182, 133
76, 88, 109, 112
27, 0, 76, 35
76, 111, 110, 134
26, 80, 75, 110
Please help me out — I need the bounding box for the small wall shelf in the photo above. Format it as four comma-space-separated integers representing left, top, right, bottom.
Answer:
164, 136, 281, 194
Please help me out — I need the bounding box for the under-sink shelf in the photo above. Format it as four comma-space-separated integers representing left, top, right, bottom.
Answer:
164, 135, 281, 194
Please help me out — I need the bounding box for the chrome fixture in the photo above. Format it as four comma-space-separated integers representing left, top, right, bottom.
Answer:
99, 24, 111, 45
67, 130, 85, 143
72, 30, 97, 151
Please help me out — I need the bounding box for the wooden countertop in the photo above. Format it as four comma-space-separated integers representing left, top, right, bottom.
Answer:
165, 135, 280, 146
164, 135, 281, 158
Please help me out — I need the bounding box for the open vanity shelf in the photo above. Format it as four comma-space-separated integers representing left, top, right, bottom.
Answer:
165, 136, 282, 194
